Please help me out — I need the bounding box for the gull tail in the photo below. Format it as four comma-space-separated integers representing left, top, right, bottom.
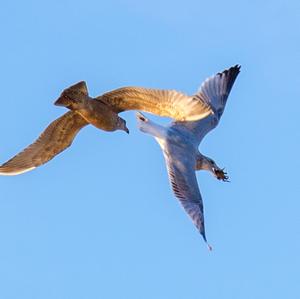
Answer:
54, 95, 77, 109
54, 81, 88, 109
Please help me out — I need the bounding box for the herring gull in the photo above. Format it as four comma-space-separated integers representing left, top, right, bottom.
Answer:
135, 65, 240, 248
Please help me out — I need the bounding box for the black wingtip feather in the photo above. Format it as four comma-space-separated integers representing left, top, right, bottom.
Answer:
218, 64, 241, 98
217, 64, 241, 76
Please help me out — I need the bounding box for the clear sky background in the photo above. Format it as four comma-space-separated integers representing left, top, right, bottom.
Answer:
0, 0, 299, 298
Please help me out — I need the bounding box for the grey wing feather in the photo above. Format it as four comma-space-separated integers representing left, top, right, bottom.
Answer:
97, 87, 212, 121
194, 64, 240, 119
177, 65, 240, 142
0, 111, 88, 175
163, 148, 208, 242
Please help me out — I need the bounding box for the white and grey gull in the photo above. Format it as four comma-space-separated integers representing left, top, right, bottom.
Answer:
136, 65, 240, 249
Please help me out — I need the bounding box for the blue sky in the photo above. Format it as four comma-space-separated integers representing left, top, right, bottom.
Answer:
0, 0, 299, 298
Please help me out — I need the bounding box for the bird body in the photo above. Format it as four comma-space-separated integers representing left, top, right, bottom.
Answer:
76, 99, 122, 132
54, 81, 129, 133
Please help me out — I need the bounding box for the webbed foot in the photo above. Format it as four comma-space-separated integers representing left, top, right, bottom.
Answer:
213, 168, 229, 182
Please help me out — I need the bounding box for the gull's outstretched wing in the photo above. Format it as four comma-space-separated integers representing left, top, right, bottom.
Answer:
194, 64, 240, 120
174, 65, 240, 143
97, 87, 212, 121
162, 145, 210, 246
0, 112, 88, 175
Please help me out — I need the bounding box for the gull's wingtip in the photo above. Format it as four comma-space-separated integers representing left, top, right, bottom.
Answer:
218, 64, 241, 76
234, 64, 241, 73
0, 166, 36, 176
201, 232, 212, 251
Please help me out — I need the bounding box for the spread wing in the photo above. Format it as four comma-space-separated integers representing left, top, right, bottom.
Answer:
0, 111, 88, 175
194, 64, 240, 120
162, 146, 210, 245
97, 87, 212, 121
174, 65, 240, 143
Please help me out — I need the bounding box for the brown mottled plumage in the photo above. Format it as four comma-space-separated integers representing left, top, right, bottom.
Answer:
54, 81, 129, 133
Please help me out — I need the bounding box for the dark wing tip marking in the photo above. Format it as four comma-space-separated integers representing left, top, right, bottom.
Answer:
217, 64, 241, 76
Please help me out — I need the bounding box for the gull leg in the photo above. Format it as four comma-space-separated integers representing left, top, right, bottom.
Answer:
213, 166, 230, 182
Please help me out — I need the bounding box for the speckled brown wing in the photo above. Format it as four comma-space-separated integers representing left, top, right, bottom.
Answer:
97, 87, 212, 121
0, 111, 88, 175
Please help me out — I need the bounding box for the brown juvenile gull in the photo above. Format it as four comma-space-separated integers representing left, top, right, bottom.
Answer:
135, 65, 240, 249
0, 78, 213, 175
